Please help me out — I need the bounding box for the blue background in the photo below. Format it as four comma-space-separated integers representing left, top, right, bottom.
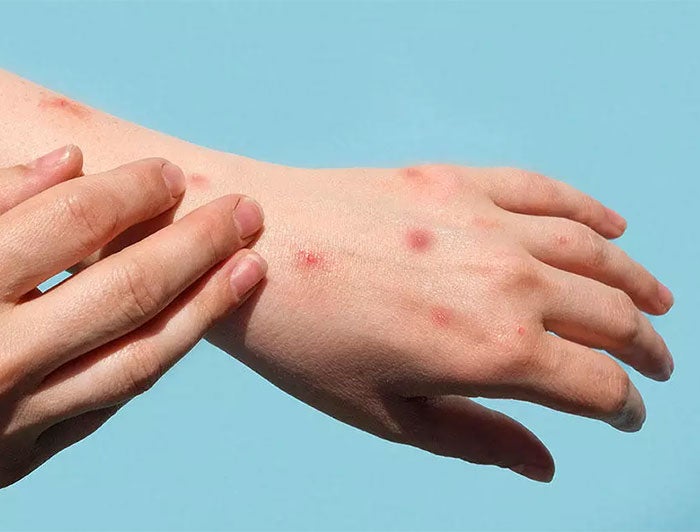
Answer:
0, 2, 698, 530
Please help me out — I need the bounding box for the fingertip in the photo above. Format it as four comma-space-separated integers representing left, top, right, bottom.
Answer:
604, 207, 627, 236
657, 282, 674, 313
609, 383, 646, 432
509, 463, 555, 483
229, 250, 268, 302
27, 144, 83, 181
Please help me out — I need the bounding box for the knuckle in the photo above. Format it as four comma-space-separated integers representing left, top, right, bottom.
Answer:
584, 229, 609, 268
121, 342, 163, 397
610, 291, 640, 347
600, 368, 631, 417
497, 252, 543, 292
113, 261, 163, 326
58, 188, 119, 246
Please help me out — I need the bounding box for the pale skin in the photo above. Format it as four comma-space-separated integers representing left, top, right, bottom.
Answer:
0, 70, 674, 484
0, 144, 268, 487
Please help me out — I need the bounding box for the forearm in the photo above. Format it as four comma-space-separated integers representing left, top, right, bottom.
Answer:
0, 69, 263, 194
0, 69, 344, 368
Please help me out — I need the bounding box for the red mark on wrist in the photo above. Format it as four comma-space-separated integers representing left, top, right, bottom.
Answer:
430, 306, 453, 328
296, 249, 325, 270
405, 228, 434, 253
187, 173, 211, 190
38, 96, 91, 120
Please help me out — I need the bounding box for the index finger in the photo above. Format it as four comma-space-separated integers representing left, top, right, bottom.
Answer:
0, 158, 186, 301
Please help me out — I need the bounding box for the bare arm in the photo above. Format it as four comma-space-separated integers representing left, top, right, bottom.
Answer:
0, 69, 674, 482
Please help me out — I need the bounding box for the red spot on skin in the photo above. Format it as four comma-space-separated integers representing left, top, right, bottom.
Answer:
405, 228, 434, 253
296, 249, 324, 269
517, 325, 526, 335
430, 306, 453, 328
187, 173, 211, 190
38, 96, 91, 119
402, 166, 430, 185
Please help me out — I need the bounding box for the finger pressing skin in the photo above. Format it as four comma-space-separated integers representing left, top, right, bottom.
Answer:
482, 167, 626, 239
0, 145, 83, 215
18, 250, 267, 429
542, 266, 673, 381
0, 158, 186, 301
400, 395, 554, 482
511, 213, 674, 315
11, 195, 264, 380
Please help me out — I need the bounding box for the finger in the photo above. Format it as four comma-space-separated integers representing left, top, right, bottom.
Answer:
0, 145, 83, 215
432, 328, 646, 431
511, 213, 674, 315
12, 195, 264, 379
0, 403, 122, 489
481, 167, 626, 239
401, 395, 554, 482
31, 404, 122, 478
543, 266, 673, 381
0, 158, 187, 301
19, 250, 266, 427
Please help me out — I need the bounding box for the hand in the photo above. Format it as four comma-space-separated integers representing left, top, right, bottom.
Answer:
0, 146, 267, 487
0, 73, 673, 483
198, 161, 673, 483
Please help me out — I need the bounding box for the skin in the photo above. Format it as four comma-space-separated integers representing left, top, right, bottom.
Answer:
0, 145, 267, 487
0, 70, 674, 483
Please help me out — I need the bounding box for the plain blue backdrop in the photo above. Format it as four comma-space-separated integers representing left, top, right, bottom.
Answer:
0, 1, 698, 530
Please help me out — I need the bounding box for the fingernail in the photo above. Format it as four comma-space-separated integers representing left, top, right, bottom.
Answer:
161, 162, 186, 197
233, 197, 264, 239
657, 282, 674, 311
608, 383, 646, 432
509, 464, 553, 483
230, 253, 267, 298
28, 145, 73, 170
605, 207, 627, 233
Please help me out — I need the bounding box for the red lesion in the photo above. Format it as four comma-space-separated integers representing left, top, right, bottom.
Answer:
38, 95, 91, 119
295, 249, 325, 270
401, 166, 431, 186
517, 325, 526, 336
430, 306, 453, 328
187, 172, 211, 190
405, 227, 434, 253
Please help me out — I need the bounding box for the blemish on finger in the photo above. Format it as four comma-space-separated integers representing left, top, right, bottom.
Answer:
187, 172, 211, 190
517, 325, 526, 336
405, 228, 434, 253
430, 306, 454, 328
38, 95, 91, 120
296, 249, 325, 270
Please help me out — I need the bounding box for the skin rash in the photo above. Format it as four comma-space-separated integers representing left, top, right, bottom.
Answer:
38, 96, 91, 120
405, 228, 435, 253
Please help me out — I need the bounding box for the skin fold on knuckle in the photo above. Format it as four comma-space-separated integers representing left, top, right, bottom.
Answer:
59, 187, 120, 251
119, 341, 163, 398
112, 260, 164, 328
